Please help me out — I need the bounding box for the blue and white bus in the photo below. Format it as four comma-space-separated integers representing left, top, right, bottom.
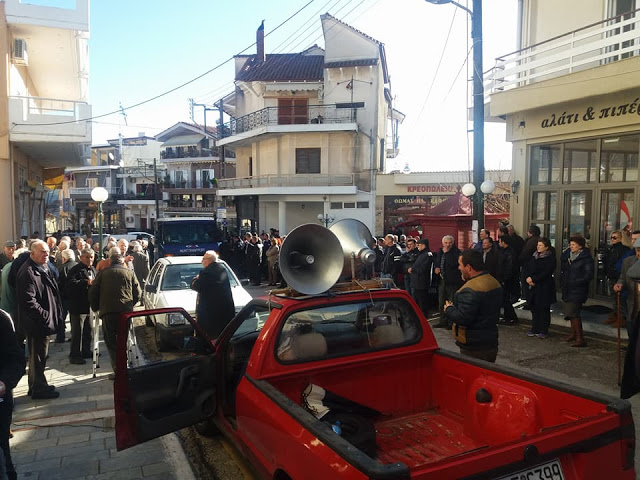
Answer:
155, 217, 222, 257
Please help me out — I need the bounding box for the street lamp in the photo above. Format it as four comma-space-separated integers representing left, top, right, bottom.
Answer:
462, 180, 495, 234
317, 213, 335, 228
91, 187, 109, 259
425, 0, 485, 229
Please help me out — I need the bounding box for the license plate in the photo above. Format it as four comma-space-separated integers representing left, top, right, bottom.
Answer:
496, 459, 565, 480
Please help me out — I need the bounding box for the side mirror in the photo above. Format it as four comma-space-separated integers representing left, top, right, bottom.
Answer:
241, 279, 250, 287
145, 284, 157, 293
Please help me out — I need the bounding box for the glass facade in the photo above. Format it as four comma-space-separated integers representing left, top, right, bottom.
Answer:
529, 134, 639, 298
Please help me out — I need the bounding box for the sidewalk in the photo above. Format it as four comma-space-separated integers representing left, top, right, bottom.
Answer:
9, 324, 196, 480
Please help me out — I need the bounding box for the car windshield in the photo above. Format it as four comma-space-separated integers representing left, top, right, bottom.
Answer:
161, 262, 238, 291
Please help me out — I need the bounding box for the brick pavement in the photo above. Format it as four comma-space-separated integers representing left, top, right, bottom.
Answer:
9, 324, 195, 480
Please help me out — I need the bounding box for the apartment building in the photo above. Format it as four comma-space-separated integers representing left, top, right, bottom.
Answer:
486, 0, 640, 298
0, 0, 91, 238
217, 14, 402, 235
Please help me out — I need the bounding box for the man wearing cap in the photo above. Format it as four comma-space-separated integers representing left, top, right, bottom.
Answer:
0, 242, 15, 270
614, 231, 640, 336
408, 239, 433, 317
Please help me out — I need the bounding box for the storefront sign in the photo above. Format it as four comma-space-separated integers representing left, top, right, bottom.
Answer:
540, 94, 640, 129
406, 185, 458, 193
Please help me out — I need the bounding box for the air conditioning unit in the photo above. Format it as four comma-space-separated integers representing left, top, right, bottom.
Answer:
12, 38, 28, 65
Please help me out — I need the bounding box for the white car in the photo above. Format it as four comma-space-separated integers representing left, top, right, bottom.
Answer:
143, 255, 251, 350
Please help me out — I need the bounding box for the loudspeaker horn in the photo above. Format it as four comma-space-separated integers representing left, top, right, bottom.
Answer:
279, 223, 344, 295
329, 219, 376, 278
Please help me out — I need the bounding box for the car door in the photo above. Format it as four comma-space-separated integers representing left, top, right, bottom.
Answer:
146, 263, 164, 309
114, 307, 217, 451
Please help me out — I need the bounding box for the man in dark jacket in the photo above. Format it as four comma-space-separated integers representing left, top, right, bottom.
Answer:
380, 234, 402, 282
0, 309, 25, 480
444, 249, 503, 363
481, 237, 499, 278
408, 239, 433, 317
244, 233, 262, 286
399, 238, 419, 293
89, 247, 141, 375
191, 250, 235, 339
16, 240, 63, 399
66, 248, 96, 364
55, 248, 77, 343
604, 230, 631, 324
433, 235, 463, 327
497, 235, 519, 324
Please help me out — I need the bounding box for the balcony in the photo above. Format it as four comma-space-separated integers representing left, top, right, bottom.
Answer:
162, 180, 218, 190
9, 96, 92, 167
5, 0, 89, 31
218, 105, 359, 147
218, 173, 357, 189
485, 9, 640, 114
69, 186, 121, 196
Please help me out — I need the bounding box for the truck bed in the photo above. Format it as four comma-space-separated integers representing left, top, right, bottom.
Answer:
375, 411, 485, 467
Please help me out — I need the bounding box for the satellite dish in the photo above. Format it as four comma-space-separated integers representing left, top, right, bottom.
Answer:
108, 152, 115, 161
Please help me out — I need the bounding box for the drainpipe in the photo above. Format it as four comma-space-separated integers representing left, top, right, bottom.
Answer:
517, 0, 523, 51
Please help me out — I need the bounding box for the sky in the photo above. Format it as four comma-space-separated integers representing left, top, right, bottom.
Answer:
88, 0, 518, 173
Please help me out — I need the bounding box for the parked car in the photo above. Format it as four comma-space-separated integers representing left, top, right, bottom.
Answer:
126, 231, 155, 244
142, 255, 251, 350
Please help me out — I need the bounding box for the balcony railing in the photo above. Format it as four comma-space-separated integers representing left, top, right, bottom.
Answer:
160, 147, 236, 160
9, 96, 91, 141
69, 186, 121, 196
223, 105, 359, 137
162, 180, 217, 189
218, 173, 357, 189
485, 8, 640, 95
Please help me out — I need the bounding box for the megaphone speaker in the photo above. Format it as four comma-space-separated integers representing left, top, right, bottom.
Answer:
329, 219, 376, 278
279, 224, 344, 295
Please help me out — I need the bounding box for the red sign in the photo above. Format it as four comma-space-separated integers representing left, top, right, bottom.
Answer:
407, 185, 457, 193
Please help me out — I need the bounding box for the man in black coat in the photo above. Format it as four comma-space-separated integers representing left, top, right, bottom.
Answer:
408, 239, 433, 317
604, 230, 631, 323
519, 225, 541, 307
66, 248, 96, 364
16, 240, 63, 399
433, 235, 463, 327
380, 234, 402, 282
0, 309, 26, 480
497, 235, 519, 324
191, 250, 235, 339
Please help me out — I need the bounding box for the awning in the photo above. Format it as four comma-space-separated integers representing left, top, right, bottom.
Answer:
161, 134, 204, 148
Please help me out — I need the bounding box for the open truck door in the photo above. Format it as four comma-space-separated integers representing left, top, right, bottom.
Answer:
114, 307, 217, 451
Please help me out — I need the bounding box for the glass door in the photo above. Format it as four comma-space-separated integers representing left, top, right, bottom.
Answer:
595, 189, 635, 295
562, 191, 593, 251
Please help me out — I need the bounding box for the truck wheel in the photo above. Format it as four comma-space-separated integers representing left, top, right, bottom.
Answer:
194, 418, 220, 437
155, 326, 168, 352
145, 315, 154, 328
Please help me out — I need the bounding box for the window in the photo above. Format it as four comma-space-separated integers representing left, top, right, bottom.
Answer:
278, 98, 308, 125
530, 144, 562, 185
276, 299, 421, 364
295, 148, 321, 174
563, 140, 597, 183
87, 178, 98, 188
600, 135, 639, 182
330, 202, 343, 209
357, 202, 369, 208
343, 202, 355, 208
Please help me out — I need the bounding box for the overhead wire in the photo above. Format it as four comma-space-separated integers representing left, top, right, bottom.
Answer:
13, 0, 317, 127
273, 0, 343, 53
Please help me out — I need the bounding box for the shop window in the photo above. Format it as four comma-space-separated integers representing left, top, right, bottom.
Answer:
530, 144, 562, 185
563, 140, 597, 184
600, 135, 639, 183
295, 148, 321, 174
531, 192, 557, 246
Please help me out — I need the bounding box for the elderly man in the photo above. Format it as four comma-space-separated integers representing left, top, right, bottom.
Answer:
16, 240, 63, 399
54, 238, 69, 270
191, 250, 235, 339
433, 235, 463, 327
614, 233, 640, 336
0, 241, 15, 270
130, 241, 150, 292
66, 248, 96, 364
444, 249, 503, 363
89, 247, 141, 377
380, 234, 402, 282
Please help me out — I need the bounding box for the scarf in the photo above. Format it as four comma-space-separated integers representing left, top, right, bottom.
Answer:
569, 250, 581, 263
533, 249, 552, 260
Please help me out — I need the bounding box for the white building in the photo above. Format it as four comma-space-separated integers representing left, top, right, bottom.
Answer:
217, 15, 402, 235
0, 0, 91, 238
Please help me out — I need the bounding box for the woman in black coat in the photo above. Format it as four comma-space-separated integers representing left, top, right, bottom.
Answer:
524, 237, 556, 338
409, 239, 433, 317
560, 235, 594, 347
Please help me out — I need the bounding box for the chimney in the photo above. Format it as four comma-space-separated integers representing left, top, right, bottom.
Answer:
256, 20, 265, 63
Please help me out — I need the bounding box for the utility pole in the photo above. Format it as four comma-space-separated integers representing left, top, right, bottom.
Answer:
153, 157, 159, 236
471, 0, 485, 231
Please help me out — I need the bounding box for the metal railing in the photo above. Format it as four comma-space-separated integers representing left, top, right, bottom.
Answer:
223, 105, 358, 137
68, 186, 121, 196
485, 8, 640, 95
162, 180, 217, 189
11, 96, 89, 117
217, 173, 357, 189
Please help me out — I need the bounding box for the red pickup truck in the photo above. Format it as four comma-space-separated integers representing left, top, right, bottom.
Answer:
113, 222, 636, 480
